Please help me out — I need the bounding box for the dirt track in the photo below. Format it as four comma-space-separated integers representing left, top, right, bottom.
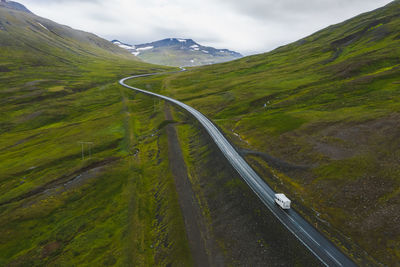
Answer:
166, 104, 322, 266
164, 104, 224, 266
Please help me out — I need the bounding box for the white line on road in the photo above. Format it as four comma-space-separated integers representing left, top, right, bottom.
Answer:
119, 69, 355, 267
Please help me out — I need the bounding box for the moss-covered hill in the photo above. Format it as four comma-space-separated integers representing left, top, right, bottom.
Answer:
127, 1, 400, 265
0, 3, 194, 266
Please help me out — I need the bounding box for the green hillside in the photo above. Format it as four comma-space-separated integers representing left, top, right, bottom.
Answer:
0, 3, 194, 266
127, 1, 400, 265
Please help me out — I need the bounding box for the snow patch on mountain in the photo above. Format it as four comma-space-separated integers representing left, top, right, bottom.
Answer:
37, 22, 48, 31
120, 44, 135, 49
112, 40, 141, 55
111, 38, 242, 66
137, 46, 153, 51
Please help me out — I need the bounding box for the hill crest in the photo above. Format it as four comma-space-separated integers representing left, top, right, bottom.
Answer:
0, 0, 31, 13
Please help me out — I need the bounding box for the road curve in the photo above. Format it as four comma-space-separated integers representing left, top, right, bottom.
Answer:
119, 70, 356, 267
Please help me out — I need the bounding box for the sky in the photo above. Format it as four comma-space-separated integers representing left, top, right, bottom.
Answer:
18, 0, 393, 55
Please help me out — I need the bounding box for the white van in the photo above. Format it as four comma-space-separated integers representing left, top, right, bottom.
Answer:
274, 193, 291, 209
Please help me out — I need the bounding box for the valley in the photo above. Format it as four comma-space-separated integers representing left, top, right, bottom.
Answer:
121, 71, 356, 266
1, 0, 399, 266
124, 1, 400, 265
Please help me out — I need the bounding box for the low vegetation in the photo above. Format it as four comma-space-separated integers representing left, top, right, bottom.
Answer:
2, 0, 400, 265
0, 4, 192, 265
126, 1, 400, 265
168, 106, 321, 266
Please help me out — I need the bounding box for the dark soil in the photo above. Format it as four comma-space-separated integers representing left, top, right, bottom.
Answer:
0, 157, 119, 207
164, 104, 223, 266
41, 241, 61, 258
239, 148, 309, 172
0, 66, 10, 72
170, 104, 322, 266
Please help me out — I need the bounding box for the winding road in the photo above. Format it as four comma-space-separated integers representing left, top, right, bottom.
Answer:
119, 70, 356, 267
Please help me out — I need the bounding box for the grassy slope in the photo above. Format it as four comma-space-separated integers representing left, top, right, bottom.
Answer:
0, 6, 191, 266
127, 1, 400, 265
170, 107, 322, 266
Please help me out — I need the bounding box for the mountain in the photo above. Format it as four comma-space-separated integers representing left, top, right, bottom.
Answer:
0, 1, 143, 70
112, 38, 243, 67
0, 0, 31, 13
132, 1, 400, 265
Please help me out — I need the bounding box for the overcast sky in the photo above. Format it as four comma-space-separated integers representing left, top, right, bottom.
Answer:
18, 0, 393, 55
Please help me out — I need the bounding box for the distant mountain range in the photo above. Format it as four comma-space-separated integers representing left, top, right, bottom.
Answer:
112, 38, 243, 67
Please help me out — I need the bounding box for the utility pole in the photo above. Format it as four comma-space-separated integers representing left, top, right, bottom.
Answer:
78, 141, 94, 160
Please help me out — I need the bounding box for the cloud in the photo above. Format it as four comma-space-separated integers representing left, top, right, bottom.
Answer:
18, 0, 393, 55
22, 0, 100, 3
218, 0, 391, 20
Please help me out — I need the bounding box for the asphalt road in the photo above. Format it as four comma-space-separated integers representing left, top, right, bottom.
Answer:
119, 70, 357, 267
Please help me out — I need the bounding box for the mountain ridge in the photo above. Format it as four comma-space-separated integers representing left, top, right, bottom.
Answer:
112, 38, 243, 67
0, 0, 31, 13
0, 1, 142, 73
